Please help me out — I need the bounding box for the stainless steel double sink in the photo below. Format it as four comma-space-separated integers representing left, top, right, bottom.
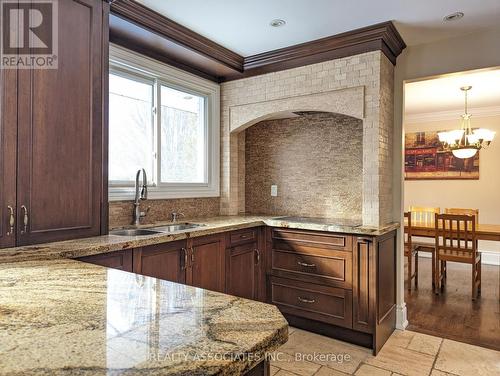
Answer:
110, 223, 204, 237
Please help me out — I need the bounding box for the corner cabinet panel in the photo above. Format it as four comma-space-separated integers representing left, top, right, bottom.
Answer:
352, 237, 374, 333
0, 68, 17, 248
16, 0, 106, 245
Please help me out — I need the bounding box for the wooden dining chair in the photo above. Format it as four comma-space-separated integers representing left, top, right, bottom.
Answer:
409, 206, 440, 286
445, 208, 479, 225
409, 206, 440, 226
404, 212, 418, 290
434, 213, 482, 299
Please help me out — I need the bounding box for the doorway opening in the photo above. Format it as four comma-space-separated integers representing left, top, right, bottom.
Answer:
402, 67, 500, 351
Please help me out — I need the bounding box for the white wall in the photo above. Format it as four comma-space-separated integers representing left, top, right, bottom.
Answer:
392, 27, 500, 329
404, 115, 500, 263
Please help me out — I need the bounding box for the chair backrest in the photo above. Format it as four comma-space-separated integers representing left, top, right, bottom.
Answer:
444, 208, 479, 225
409, 206, 440, 226
435, 213, 477, 260
404, 212, 412, 249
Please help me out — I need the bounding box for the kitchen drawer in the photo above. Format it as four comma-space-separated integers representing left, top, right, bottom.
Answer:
270, 276, 352, 329
272, 229, 352, 251
229, 228, 258, 246
272, 246, 352, 289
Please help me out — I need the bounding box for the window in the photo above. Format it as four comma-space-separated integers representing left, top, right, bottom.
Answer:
108, 45, 220, 200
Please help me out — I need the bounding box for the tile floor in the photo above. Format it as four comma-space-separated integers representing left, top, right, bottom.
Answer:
270, 327, 500, 376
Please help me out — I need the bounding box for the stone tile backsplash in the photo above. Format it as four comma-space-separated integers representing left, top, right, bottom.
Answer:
245, 112, 363, 220
108, 198, 220, 228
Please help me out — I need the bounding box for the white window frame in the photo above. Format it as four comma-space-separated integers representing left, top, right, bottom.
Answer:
108, 44, 220, 201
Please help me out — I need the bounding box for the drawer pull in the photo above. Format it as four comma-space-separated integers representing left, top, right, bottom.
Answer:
240, 234, 248, 239
297, 261, 316, 268
297, 296, 315, 304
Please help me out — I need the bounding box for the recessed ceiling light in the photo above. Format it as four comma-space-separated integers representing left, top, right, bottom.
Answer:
443, 12, 464, 22
270, 19, 286, 27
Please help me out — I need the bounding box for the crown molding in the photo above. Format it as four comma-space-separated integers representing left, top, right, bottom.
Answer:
405, 106, 500, 124
237, 21, 405, 80
110, 1, 406, 82
110, 0, 244, 73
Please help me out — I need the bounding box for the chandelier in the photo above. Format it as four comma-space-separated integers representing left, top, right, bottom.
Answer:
437, 86, 495, 159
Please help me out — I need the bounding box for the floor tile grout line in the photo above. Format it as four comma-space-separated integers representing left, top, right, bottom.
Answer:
403, 331, 445, 358
429, 338, 445, 375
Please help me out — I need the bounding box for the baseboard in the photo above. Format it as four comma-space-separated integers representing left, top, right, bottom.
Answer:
417, 251, 499, 266
396, 303, 408, 330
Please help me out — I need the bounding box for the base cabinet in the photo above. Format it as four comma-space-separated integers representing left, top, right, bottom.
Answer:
187, 234, 225, 292
78, 250, 133, 272
132, 240, 187, 284
76, 225, 396, 355
267, 227, 397, 355
226, 242, 260, 300
225, 228, 265, 301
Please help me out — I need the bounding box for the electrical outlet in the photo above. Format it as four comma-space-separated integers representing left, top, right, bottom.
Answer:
271, 185, 278, 197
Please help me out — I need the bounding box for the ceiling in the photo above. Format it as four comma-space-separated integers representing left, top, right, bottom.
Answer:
137, 0, 500, 56
405, 69, 500, 116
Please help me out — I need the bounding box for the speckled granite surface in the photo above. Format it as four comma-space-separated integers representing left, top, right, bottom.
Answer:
0, 259, 288, 375
0, 215, 399, 264
0, 215, 398, 375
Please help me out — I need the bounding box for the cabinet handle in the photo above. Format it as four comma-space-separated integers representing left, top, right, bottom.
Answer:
181, 248, 188, 270
297, 296, 315, 304
6, 206, 14, 236
240, 234, 248, 239
190, 247, 195, 265
357, 237, 373, 243
255, 249, 260, 264
20, 205, 28, 234
297, 261, 316, 268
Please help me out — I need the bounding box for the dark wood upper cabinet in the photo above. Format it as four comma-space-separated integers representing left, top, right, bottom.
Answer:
0, 68, 17, 248
187, 234, 225, 292
12, 0, 108, 245
133, 241, 188, 284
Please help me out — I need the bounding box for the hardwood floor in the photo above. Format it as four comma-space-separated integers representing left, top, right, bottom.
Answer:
405, 256, 500, 351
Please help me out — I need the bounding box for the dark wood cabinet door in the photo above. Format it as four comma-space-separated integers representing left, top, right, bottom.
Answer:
188, 234, 225, 292
78, 250, 133, 272
133, 241, 187, 284
16, 0, 106, 245
226, 242, 259, 300
0, 67, 17, 248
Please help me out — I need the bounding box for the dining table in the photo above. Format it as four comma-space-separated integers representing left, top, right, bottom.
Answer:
405, 220, 500, 244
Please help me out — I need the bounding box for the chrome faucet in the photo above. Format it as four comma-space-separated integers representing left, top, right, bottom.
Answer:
171, 212, 185, 223
133, 168, 148, 225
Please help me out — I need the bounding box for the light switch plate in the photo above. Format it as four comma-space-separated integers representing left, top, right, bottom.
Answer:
271, 185, 278, 197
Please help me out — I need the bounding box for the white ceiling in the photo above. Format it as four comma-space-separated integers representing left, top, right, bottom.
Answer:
405, 69, 500, 116
137, 0, 500, 56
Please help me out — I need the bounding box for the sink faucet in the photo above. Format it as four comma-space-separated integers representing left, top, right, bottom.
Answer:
133, 168, 148, 225
171, 212, 185, 223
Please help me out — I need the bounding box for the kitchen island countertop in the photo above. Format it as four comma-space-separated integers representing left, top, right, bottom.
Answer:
0, 258, 288, 375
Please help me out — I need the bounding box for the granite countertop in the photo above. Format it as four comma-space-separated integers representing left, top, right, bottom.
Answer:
0, 215, 399, 264
0, 215, 398, 374
0, 259, 288, 375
